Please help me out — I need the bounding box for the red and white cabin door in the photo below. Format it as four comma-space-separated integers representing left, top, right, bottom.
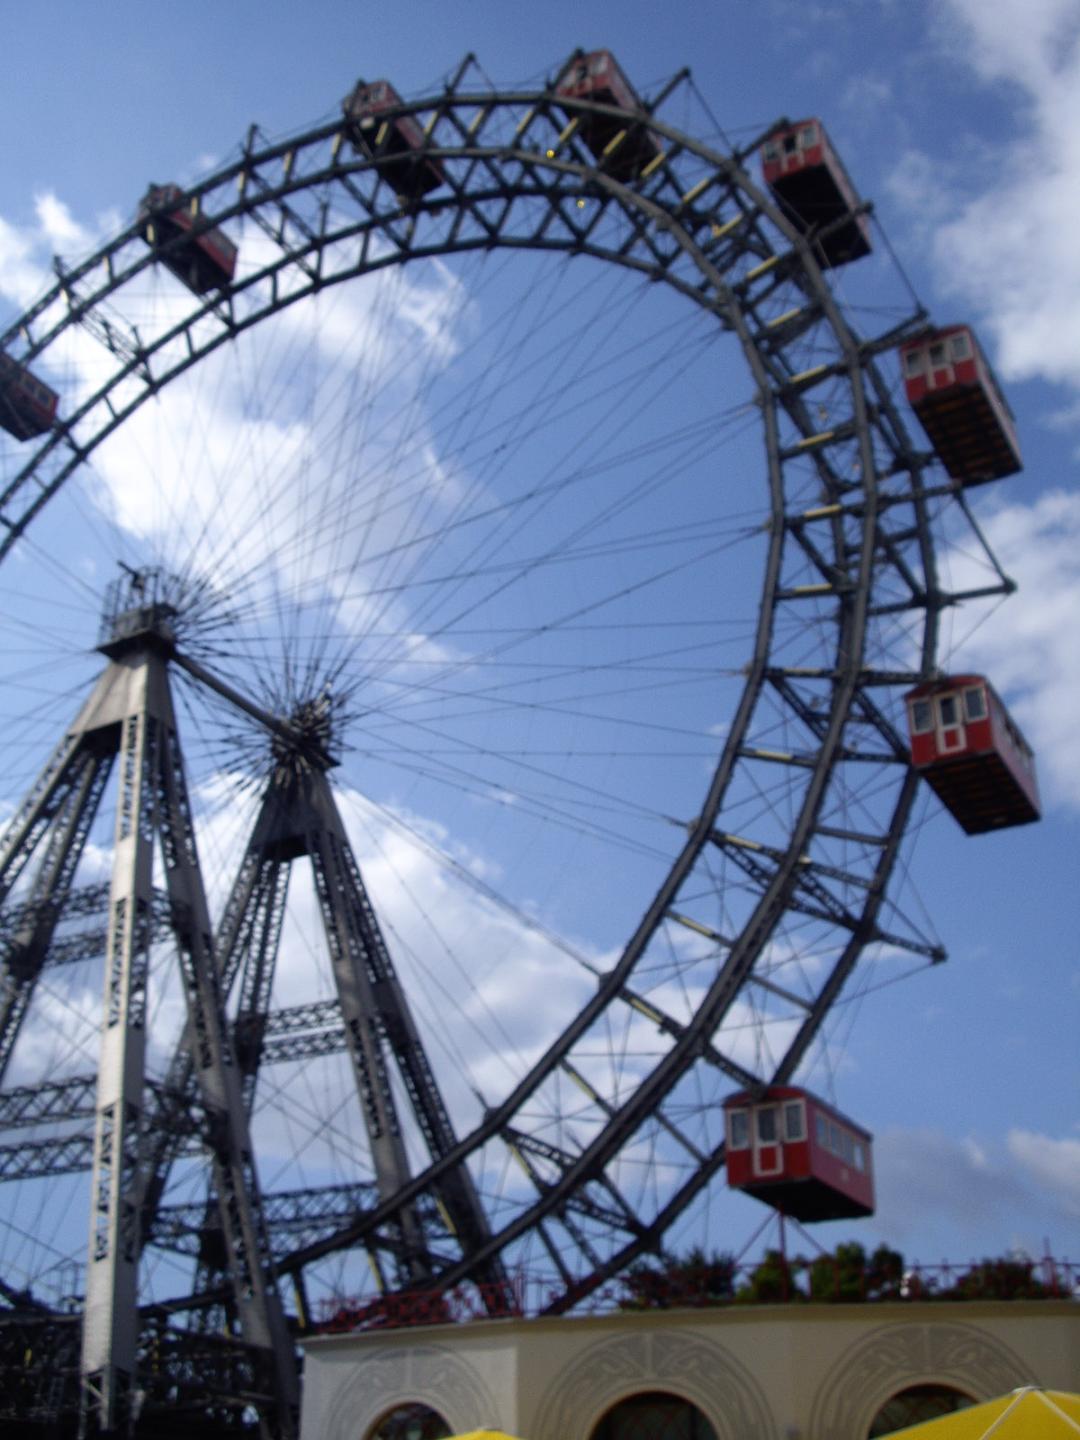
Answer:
753, 1106, 783, 1177
935, 693, 965, 755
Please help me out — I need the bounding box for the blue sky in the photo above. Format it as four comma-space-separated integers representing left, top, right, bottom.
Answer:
0, 0, 1077, 1289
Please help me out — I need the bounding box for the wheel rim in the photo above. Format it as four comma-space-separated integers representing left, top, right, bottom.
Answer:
0, 63, 994, 1421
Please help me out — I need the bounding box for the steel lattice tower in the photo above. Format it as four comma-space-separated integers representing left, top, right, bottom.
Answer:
0, 572, 505, 1436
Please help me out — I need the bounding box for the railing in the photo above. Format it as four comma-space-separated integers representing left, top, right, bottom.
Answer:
315, 1276, 527, 1333
313, 1253, 1078, 1334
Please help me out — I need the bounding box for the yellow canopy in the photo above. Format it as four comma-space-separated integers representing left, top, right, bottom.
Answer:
888, 1388, 1080, 1439
448, 1432, 527, 1440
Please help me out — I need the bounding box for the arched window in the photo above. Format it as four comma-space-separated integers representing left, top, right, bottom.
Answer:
590, 1389, 719, 1440
868, 1384, 975, 1437
365, 1401, 452, 1440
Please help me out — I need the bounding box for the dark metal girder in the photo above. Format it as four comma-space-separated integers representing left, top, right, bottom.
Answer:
0, 881, 110, 935
851, 686, 911, 761
53, 255, 147, 371
0, 1130, 93, 1180
619, 980, 760, 1091
0, 1074, 97, 1127
503, 1128, 638, 1235
0, 1073, 197, 1148
0, 748, 116, 1085
37, 927, 107, 967
756, 301, 823, 352
151, 1181, 383, 1257
143, 666, 299, 1433
786, 515, 852, 588
263, 997, 342, 1036
708, 833, 943, 962
710, 824, 873, 898
763, 666, 912, 691
7, 891, 174, 975
765, 670, 831, 741
260, 1027, 347, 1064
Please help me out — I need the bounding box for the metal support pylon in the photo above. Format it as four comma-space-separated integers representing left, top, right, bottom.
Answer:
138, 739, 509, 1298
0, 747, 114, 1084
299, 768, 507, 1291
0, 585, 299, 1438
0, 567, 514, 1435
81, 661, 160, 1434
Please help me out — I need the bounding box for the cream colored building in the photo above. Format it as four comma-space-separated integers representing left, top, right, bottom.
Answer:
301, 1299, 1079, 1439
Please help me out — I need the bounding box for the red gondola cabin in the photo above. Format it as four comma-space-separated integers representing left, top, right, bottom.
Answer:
138, 184, 237, 296
905, 675, 1039, 834
342, 80, 446, 201
899, 326, 1021, 484
761, 120, 872, 269
724, 1087, 874, 1221
0, 353, 58, 441
554, 50, 663, 181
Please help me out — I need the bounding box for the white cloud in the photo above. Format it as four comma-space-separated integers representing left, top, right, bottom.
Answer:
869, 1121, 1080, 1264
885, 150, 954, 231
34, 192, 92, 254
873, 1126, 1036, 1250
1007, 1128, 1080, 1218
901, 1, 1080, 814
842, 74, 894, 111
942, 488, 1080, 811
916, 0, 1080, 394
0, 201, 483, 696
0, 189, 123, 316
5, 973, 101, 1085
934, 0, 1080, 90
0, 215, 49, 309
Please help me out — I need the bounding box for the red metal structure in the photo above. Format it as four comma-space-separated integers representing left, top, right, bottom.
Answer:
724, 1086, 874, 1221
761, 119, 871, 268
899, 326, 1021, 483
138, 184, 237, 295
905, 675, 1040, 834
554, 49, 663, 181
0, 353, 58, 441
342, 79, 446, 200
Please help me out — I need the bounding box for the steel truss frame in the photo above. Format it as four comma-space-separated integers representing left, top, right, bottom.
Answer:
0, 618, 301, 1435
0, 54, 1012, 1436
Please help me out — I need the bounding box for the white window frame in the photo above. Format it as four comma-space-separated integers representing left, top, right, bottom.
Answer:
727, 1110, 749, 1150
949, 332, 972, 360
963, 687, 987, 721
783, 1100, 806, 1142
910, 699, 933, 734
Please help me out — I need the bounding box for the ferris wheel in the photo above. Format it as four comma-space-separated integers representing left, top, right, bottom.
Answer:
0, 51, 1016, 1438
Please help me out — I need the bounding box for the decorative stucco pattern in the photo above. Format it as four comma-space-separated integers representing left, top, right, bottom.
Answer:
320, 1342, 498, 1440
808, 1321, 1037, 1439
530, 1327, 778, 1440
